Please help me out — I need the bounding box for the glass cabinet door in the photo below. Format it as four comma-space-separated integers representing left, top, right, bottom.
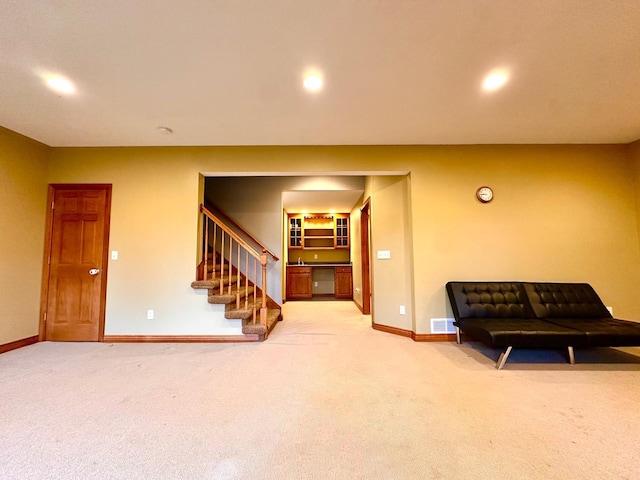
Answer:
335, 216, 349, 248
289, 216, 302, 248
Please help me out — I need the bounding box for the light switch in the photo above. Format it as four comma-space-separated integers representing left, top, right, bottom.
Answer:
111, 250, 119, 260
377, 250, 391, 259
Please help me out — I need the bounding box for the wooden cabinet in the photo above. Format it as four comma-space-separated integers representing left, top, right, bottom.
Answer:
334, 266, 353, 299
287, 213, 350, 250
303, 215, 334, 249
286, 266, 312, 299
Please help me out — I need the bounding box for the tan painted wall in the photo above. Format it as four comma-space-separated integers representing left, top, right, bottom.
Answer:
369, 175, 414, 330
349, 194, 364, 310
0, 127, 49, 344
411, 144, 640, 329
44, 143, 640, 336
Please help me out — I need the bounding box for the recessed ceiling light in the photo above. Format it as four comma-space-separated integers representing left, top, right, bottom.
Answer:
303, 72, 324, 92
45, 76, 75, 94
482, 69, 509, 92
157, 126, 173, 135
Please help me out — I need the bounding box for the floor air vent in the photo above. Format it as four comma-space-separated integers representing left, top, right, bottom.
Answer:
430, 318, 455, 334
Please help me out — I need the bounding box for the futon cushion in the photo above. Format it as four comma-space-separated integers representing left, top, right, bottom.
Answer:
541, 317, 640, 346
523, 283, 611, 319
456, 317, 587, 348
446, 282, 531, 319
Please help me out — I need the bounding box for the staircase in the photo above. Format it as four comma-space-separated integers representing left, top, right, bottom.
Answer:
191, 263, 281, 340
192, 205, 281, 341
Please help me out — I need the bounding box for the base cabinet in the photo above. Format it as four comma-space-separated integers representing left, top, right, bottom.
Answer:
334, 266, 353, 299
286, 265, 352, 300
286, 266, 312, 300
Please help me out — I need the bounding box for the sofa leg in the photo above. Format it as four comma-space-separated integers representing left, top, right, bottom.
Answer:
568, 346, 575, 365
496, 346, 513, 370
455, 326, 461, 344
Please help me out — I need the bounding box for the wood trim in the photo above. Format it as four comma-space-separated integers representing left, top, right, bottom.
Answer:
103, 334, 261, 343
38, 186, 56, 341
372, 324, 461, 342
98, 186, 112, 342
372, 322, 412, 338
353, 299, 364, 314
360, 199, 371, 315
412, 333, 458, 342
0, 336, 39, 355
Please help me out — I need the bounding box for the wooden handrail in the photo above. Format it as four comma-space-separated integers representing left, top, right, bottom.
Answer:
201, 205, 262, 260
200, 204, 279, 261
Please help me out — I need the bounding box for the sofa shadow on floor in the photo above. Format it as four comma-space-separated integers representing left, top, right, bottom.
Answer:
461, 342, 640, 371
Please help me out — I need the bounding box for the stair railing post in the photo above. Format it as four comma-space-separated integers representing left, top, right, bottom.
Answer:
236, 243, 241, 309
260, 252, 268, 328
203, 214, 209, 281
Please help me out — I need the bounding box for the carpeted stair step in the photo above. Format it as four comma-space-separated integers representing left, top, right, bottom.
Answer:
242, 308, 282, 338
190, 276, 239, 291
224, 298, 263, 320
208, 286, 256, 305
206, 263, 231, 274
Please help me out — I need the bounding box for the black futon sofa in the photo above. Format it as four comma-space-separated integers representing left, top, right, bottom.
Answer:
446, 282, 640, 369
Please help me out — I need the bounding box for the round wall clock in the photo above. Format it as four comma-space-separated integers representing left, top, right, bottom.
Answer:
476, 186, 493, 203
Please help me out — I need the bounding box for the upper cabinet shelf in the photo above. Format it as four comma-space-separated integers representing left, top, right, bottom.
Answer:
288, 213, 350, 250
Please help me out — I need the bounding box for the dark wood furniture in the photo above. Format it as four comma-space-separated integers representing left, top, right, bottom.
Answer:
334, 266, 353, 299
286, 266, 312, 299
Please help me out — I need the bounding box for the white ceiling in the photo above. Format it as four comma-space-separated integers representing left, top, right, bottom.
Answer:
1, 1, 640, 147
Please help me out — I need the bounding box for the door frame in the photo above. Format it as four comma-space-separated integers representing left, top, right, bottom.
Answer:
360, 198, 371, 315
39, 184, 112, 341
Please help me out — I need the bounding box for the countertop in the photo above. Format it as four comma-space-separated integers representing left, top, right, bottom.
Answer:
287, 262, 352, 267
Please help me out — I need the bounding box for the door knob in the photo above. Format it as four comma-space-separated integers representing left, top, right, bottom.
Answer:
89, 268, 101, 276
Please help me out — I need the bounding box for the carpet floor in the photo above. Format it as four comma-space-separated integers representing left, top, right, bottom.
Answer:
1, 301, 639, 479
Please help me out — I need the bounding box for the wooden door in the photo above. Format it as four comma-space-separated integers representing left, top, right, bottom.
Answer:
42, 185, 111, 341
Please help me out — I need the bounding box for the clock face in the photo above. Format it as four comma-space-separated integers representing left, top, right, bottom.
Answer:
476, 186, 493, 203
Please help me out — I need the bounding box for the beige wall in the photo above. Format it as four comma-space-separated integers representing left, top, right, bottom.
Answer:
411, 144, 640, 328
38, 143, 640, 336
369, 175, 414, 330
0, 127, 49, 344
349, 194, 364, 310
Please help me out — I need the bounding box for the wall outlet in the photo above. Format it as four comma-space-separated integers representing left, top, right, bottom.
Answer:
111, 250, 118, 260
314, 282, 318, 287
314, 253, 318, 259
146, 309, 154, 320
399, 305, 405, 315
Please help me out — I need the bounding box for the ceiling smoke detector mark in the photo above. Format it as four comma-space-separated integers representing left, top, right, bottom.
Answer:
157, 126, 173, 135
